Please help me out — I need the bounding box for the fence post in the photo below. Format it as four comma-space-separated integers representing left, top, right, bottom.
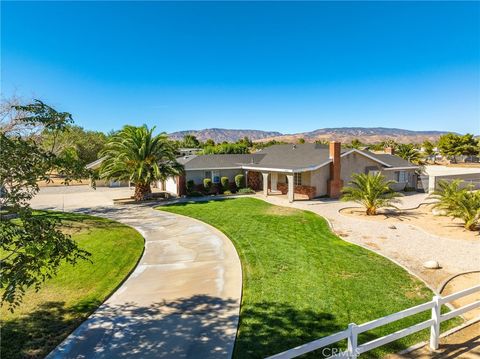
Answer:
347, 323, 358, 359
430, 295, 441, 350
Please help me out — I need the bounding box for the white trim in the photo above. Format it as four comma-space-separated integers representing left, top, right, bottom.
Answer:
383, 166, 420, 171
341, 149, 392, 167
241, 165, 295, 173
187, 166, 243, 171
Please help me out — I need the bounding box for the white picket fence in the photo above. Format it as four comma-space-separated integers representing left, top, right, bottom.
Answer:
267, 284, 480, 359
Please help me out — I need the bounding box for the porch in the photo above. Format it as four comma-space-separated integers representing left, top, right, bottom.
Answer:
246, 170, 317, 202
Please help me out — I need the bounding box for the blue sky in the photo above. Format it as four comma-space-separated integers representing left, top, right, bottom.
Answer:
2, 1, 479, 134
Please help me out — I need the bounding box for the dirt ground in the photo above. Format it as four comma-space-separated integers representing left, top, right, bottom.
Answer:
385, 272, 480, 359
340, 204, 479, 242
441, 273, 480, 321
386, 321, 480, 359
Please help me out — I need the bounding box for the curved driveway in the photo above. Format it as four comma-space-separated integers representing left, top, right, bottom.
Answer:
32, 187, 242, 358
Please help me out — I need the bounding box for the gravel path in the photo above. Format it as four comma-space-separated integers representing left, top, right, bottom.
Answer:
260, 193, 480, 290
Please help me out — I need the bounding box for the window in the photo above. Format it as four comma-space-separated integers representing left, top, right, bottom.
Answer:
205, 170, 220, 183
395, 171, 408, 183
294, 173, 302, 186
212, 170, 220, 183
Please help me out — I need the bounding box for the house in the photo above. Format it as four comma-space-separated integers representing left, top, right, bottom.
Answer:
162, 142, 419, 202
85, 157, 130, 187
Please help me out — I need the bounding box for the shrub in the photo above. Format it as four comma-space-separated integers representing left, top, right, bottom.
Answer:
221, 177, 229, 192
430, 180, 480, 231
238, 187, 255, 194
186, 180, 195, 193
188, 191, 204, 197
203, 178, 212, 192
341, 173, 402, 215
235, 174, 245, 189
223, 190, 232, 195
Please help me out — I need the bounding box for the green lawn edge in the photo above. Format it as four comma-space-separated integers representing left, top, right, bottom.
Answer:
158, 197, 460, 358
1, 211, 145, 359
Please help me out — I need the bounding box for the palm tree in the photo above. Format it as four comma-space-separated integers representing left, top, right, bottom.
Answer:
430, 180, 480, 231
341, 173, 403, 215
396, 144, 422, 165
100, 125, 183, 201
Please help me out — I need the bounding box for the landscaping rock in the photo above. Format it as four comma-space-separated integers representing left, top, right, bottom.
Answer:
389, 225, 397, 229
423, 260, 441, 269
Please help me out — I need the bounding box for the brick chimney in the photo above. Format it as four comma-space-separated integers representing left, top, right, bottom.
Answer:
384, 147, 395, 155
327, 141, 343, 198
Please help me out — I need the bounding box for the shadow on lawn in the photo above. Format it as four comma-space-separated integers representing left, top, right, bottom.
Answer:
1, 299, 101, 359
236, 301, 414, 359
2, 296, 415, 359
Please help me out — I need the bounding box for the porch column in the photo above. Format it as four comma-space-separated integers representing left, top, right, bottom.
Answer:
262, 172, 269, 196
271, 172, 278, 191
287, 174, 294, 203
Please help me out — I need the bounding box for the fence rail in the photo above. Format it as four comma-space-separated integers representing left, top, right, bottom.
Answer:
266, 284, 480, 359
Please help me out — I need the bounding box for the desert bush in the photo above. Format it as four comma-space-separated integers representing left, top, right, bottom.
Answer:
235, 174, 245, 188
187, 191, 203, 197
238, 187, 255, 194
186, 180, 195, 193
430, 180, 480, 231
341, 173, 402, 215
221, 177, 229, 192
203, 178, 212, 192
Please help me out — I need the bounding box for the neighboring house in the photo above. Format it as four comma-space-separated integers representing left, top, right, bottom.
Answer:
420, 165, 480, 193
85, 157, 130, 187
162, 142, 419, 202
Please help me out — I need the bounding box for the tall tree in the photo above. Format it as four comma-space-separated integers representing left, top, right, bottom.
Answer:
182, 134, 200, 148
100, 125, 183, 201
396, 144, 422, 164
422, 140, 435, 163
1, 100, 91, 309
438, 133, 478, 163
40, 125, 108, 164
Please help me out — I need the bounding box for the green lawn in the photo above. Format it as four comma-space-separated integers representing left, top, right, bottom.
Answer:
159, 198, 457, 358
1, 211, 144, 359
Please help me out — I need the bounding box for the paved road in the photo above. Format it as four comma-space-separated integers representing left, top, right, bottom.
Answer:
32, 188, 242, 358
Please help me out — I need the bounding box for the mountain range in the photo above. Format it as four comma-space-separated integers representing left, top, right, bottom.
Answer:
168, 127, 457, 144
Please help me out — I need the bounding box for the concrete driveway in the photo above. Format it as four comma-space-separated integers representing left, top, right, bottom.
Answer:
31, 187, 242, 358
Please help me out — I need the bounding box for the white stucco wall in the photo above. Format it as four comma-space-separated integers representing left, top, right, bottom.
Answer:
310, 166, 330, 197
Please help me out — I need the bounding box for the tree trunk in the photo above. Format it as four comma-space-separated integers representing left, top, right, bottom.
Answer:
134, 183, 151, 201
366, 207, 377, 216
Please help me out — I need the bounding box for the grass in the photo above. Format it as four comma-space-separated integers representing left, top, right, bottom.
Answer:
159, 197, 459, 358
1, 211, 144, 359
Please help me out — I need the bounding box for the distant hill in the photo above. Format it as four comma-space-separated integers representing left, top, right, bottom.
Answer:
168, 127, 457, 144
257, 127, 457, 144
168, 128, 283, 143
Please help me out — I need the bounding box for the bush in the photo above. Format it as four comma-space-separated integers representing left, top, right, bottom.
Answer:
203, 178, 212, 191
186, 180, 195, 193
235, 174, 245, 189
188, 191, 203, 197
238, 187, 255, 194
221, 177, 229, 192
431, 180, 480, 231
223, 190, 232, 195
